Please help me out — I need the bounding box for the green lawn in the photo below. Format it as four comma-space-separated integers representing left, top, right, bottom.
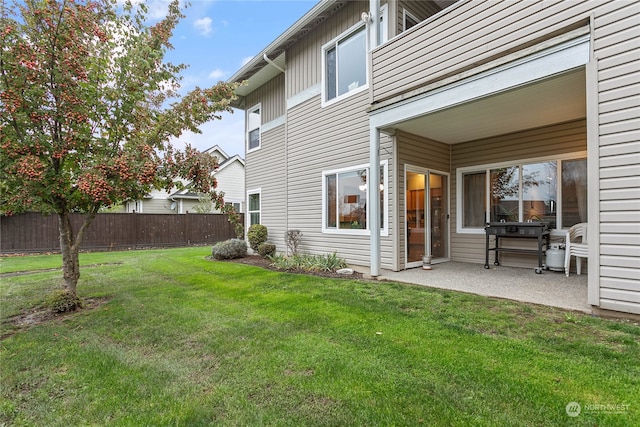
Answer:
1, 247, 638, 426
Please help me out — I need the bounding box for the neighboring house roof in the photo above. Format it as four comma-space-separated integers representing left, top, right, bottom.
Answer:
203, 144, 230, 162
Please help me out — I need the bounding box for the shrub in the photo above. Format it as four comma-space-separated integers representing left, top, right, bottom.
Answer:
247, 224, 268, 252
269, 252, 347, 272
285, 230, 303, 255
46, 290, 83, 313
258, 243, 276, 258
212, 239, 247, 260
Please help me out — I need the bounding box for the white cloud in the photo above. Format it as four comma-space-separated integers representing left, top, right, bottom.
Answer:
208, 68, 227, 80
194, 17, 213, 36
115, 0, 169, 21
147, 1, 170, 20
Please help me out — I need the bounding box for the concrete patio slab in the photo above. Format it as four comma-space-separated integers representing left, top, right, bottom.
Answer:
353, 262, 591, 313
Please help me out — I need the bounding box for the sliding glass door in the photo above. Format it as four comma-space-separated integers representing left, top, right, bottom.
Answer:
405, 168, 449, 268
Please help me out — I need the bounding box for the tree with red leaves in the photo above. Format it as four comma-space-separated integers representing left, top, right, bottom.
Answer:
0, 0, 240, 305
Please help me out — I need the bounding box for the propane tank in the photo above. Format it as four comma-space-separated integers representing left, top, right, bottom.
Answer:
546, 243, 565, 272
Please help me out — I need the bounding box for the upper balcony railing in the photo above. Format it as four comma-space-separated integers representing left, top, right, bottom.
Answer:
371, 0, 592, 107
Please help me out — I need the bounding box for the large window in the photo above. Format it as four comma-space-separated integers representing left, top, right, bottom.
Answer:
323, 162, 388, 235
246, 105, 261, 152
247, 190, 261, 226
458, 156, 587, 233
324, 26, 367, 103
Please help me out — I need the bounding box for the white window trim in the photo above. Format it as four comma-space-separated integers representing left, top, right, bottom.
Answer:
321, 22, 369, 107
402, 8, 419, 32
456, 151, 587, 235
322, 160, 389, 236
246, 104, 261, 154
379, 4, 389, 44
246, 188, 261, 230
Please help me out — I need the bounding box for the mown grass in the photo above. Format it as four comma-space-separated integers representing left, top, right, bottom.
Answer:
1, 247, 638, 426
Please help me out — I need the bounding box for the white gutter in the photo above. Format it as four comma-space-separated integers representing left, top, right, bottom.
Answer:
228, 0, 335, 83
263, 54, 285, 73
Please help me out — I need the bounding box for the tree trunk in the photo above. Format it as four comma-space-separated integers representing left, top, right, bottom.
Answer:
58, 212, 80, 296
57, 209, 99, 297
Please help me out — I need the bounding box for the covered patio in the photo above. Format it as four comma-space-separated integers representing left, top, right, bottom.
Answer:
356, 262, 590, 313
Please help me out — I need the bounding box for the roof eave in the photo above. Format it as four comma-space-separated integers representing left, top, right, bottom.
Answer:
228, 0, 344, 106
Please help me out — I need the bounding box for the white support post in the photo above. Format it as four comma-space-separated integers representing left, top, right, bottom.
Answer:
368, 0, 381, 277
369, 126, 381, 277
369, 0, 380, 49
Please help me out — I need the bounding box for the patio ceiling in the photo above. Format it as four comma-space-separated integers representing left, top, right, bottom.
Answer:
389, 68, 586, 144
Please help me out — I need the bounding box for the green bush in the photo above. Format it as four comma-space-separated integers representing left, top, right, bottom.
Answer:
46, 290, 83, 313
211, 239, 247, 260
247, 224, 268, 252
257, 243, 276, 258
269, 252, 347, 272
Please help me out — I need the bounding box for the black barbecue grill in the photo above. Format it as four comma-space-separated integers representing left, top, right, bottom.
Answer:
484, 221, 551, 274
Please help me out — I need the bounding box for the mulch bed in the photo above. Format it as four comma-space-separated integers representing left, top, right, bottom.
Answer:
222, 255, 365, 280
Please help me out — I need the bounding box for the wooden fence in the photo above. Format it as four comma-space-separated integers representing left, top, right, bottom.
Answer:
0, 212, 243, 254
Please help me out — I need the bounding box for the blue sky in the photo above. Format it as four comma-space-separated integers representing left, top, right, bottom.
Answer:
143, 0, 319, 158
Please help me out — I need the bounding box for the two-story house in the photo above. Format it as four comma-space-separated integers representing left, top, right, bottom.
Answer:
125, 145, 245, 214
229, 0, 639, 315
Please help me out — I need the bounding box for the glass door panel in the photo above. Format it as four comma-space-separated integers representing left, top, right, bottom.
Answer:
406, 171, 426, 264
429, 173, 448, 260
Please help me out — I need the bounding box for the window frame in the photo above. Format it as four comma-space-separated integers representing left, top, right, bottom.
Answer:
456, 152, 587, 235
246, 188, 261, 228
402, 8, 419, 32
322, 161, 389, 236
246, 104, 261, 153
321, 22, 369, 107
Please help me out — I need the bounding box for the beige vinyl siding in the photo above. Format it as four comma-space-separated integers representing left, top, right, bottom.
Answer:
396, 130, 450, 269
215, 161, 245, 211
450, 119, 587, 267
180, 200, 201, 214
242, 74, 287, 251
286, 89, 394, 269
372, 0, 618, 104
285, 1, 368, 99
142, 198, 174, 214
244, 74, 285, 124
245, 125, 287, 253
281, 1, 396, 268
593, 1, 640, 314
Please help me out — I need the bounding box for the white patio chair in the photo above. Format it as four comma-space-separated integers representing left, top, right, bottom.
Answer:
564, 222, 588, 277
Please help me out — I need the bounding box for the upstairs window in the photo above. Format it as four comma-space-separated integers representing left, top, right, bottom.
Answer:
403, 9, 419, 32
247, 105, 261, 152
324, 25, 367, 103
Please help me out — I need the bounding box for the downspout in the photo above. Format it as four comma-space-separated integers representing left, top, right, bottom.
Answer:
263, 54, 284, 73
